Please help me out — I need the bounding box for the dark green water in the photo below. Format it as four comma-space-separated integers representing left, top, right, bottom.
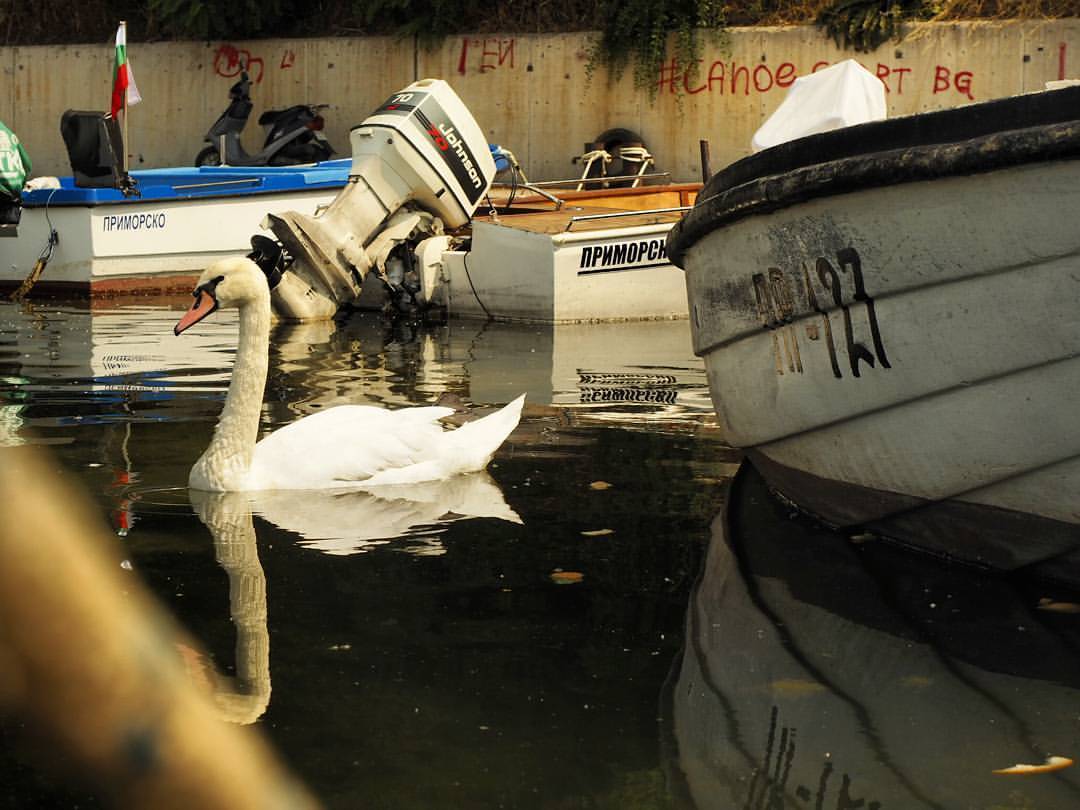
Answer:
5, 299, 1080, 810
0, 299, 735, 808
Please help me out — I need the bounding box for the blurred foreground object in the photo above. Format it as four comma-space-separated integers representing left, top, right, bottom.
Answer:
0, 445, 320, 809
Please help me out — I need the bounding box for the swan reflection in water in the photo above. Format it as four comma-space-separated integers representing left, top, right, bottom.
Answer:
242, 471, 521, 556
187, 490, 272, 725
186, 473, 521, 722
671, 463, 1080, 809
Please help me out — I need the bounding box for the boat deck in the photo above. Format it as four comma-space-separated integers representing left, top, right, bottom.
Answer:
472, 182, 699, 235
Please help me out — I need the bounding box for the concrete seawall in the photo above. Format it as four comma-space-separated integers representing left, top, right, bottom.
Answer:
2, 20, 1078, 180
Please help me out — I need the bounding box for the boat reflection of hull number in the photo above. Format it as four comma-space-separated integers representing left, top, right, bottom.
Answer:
749, 705, 885, 809
751, 246, 890, 380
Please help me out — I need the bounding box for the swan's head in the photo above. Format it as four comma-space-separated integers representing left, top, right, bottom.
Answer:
174, 257, 270, 335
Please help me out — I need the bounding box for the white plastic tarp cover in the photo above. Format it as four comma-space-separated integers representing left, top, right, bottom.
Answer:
751, 59, 886, 152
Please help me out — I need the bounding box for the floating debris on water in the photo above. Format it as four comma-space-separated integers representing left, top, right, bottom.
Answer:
1036, 598, 1080, 614
901, 675, 934, 689
768, 678, 827, 696
993, 756, 1074, 775
550, 570, 585, 585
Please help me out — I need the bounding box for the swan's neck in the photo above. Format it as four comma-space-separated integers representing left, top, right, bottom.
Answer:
191, 299, 270, 490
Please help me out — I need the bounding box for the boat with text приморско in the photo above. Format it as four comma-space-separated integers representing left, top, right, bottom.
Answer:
0, 148, 350, 297
667, 84, 1080, 585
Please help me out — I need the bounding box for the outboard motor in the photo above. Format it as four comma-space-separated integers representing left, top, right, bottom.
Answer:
263, 78, 496, 320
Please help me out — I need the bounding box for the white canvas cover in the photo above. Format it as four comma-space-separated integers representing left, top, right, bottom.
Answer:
751, 59, 886, 152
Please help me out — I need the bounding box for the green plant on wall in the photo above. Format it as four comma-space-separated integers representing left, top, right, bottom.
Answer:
586, 0, 727, 100
816, 0, 930, 53
352, 0, 486, 47
148, 0, 293, 39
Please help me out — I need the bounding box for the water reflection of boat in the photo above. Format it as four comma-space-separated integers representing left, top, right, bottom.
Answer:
446, 318, 705, 410
668, 85, 1080, 582
1, 301, 236, 399
263, 315, 713, 433
1, 300, 713, 447
671, 463, 1080, 809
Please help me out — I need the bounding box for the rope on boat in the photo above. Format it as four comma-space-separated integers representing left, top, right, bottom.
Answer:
462, 250, 493, 320
9, 190, 59, 303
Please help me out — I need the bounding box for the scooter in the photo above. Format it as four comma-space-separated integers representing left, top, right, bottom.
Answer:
195, 70, 335, 167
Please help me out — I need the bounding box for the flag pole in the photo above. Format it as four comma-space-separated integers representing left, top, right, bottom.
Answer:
120, 20, 129, 176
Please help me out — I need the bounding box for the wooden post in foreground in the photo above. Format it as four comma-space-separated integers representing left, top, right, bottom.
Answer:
0, 445, 320, 810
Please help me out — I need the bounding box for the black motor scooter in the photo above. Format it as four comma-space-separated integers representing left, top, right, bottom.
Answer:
195, 70, 335, 166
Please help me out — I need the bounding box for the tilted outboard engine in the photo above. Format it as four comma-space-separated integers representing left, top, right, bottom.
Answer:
262, 78, 496, 320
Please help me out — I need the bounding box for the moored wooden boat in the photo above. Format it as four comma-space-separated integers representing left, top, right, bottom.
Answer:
432, 179, 699, 323
667, 84, 1080, 581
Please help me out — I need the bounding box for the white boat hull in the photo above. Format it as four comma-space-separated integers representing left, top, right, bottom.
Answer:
676, 149, 1080, 574
441, 218, 689, 323
2, 189, 339, 294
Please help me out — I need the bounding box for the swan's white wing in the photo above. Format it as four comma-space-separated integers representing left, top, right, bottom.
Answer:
247, 405, 455, 489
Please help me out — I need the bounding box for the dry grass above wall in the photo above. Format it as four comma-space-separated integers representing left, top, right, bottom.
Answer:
2, 0, 1080, 48
927, 0, 1080, 18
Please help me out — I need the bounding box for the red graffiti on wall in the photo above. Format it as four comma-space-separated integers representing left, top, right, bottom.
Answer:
213, 44, 265, 83
657, 57, 975, 101
281, 49, 296, 69
457, 37, 516, 75
932, 65, 974, 100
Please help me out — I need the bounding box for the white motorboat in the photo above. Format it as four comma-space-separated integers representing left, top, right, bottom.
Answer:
0, 160, 350, 296
4, 79, 699, 326
257, 78, 700, 323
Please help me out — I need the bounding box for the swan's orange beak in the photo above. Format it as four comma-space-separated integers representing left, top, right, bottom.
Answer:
174, 288, 218, 335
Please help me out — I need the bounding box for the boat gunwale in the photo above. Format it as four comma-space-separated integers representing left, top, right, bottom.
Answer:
22, 180, 349, 208
21, 160, 354, 208
668, 119, 1080, 266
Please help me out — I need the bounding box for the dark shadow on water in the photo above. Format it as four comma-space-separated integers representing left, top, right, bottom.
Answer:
670, 462, 1080, 809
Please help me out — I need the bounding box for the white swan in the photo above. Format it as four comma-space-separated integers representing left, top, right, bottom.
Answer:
174, 257, 525, 492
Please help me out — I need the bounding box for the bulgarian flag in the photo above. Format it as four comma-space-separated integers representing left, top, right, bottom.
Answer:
110, 22, 142, 118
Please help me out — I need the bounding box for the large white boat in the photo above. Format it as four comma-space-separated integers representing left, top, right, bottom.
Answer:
667, 84, 1080, 581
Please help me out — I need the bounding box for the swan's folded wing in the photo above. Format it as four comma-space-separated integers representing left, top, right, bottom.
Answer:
248, 405, 452, 489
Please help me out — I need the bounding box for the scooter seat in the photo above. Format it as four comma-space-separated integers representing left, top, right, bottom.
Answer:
258, 105, 307, 126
